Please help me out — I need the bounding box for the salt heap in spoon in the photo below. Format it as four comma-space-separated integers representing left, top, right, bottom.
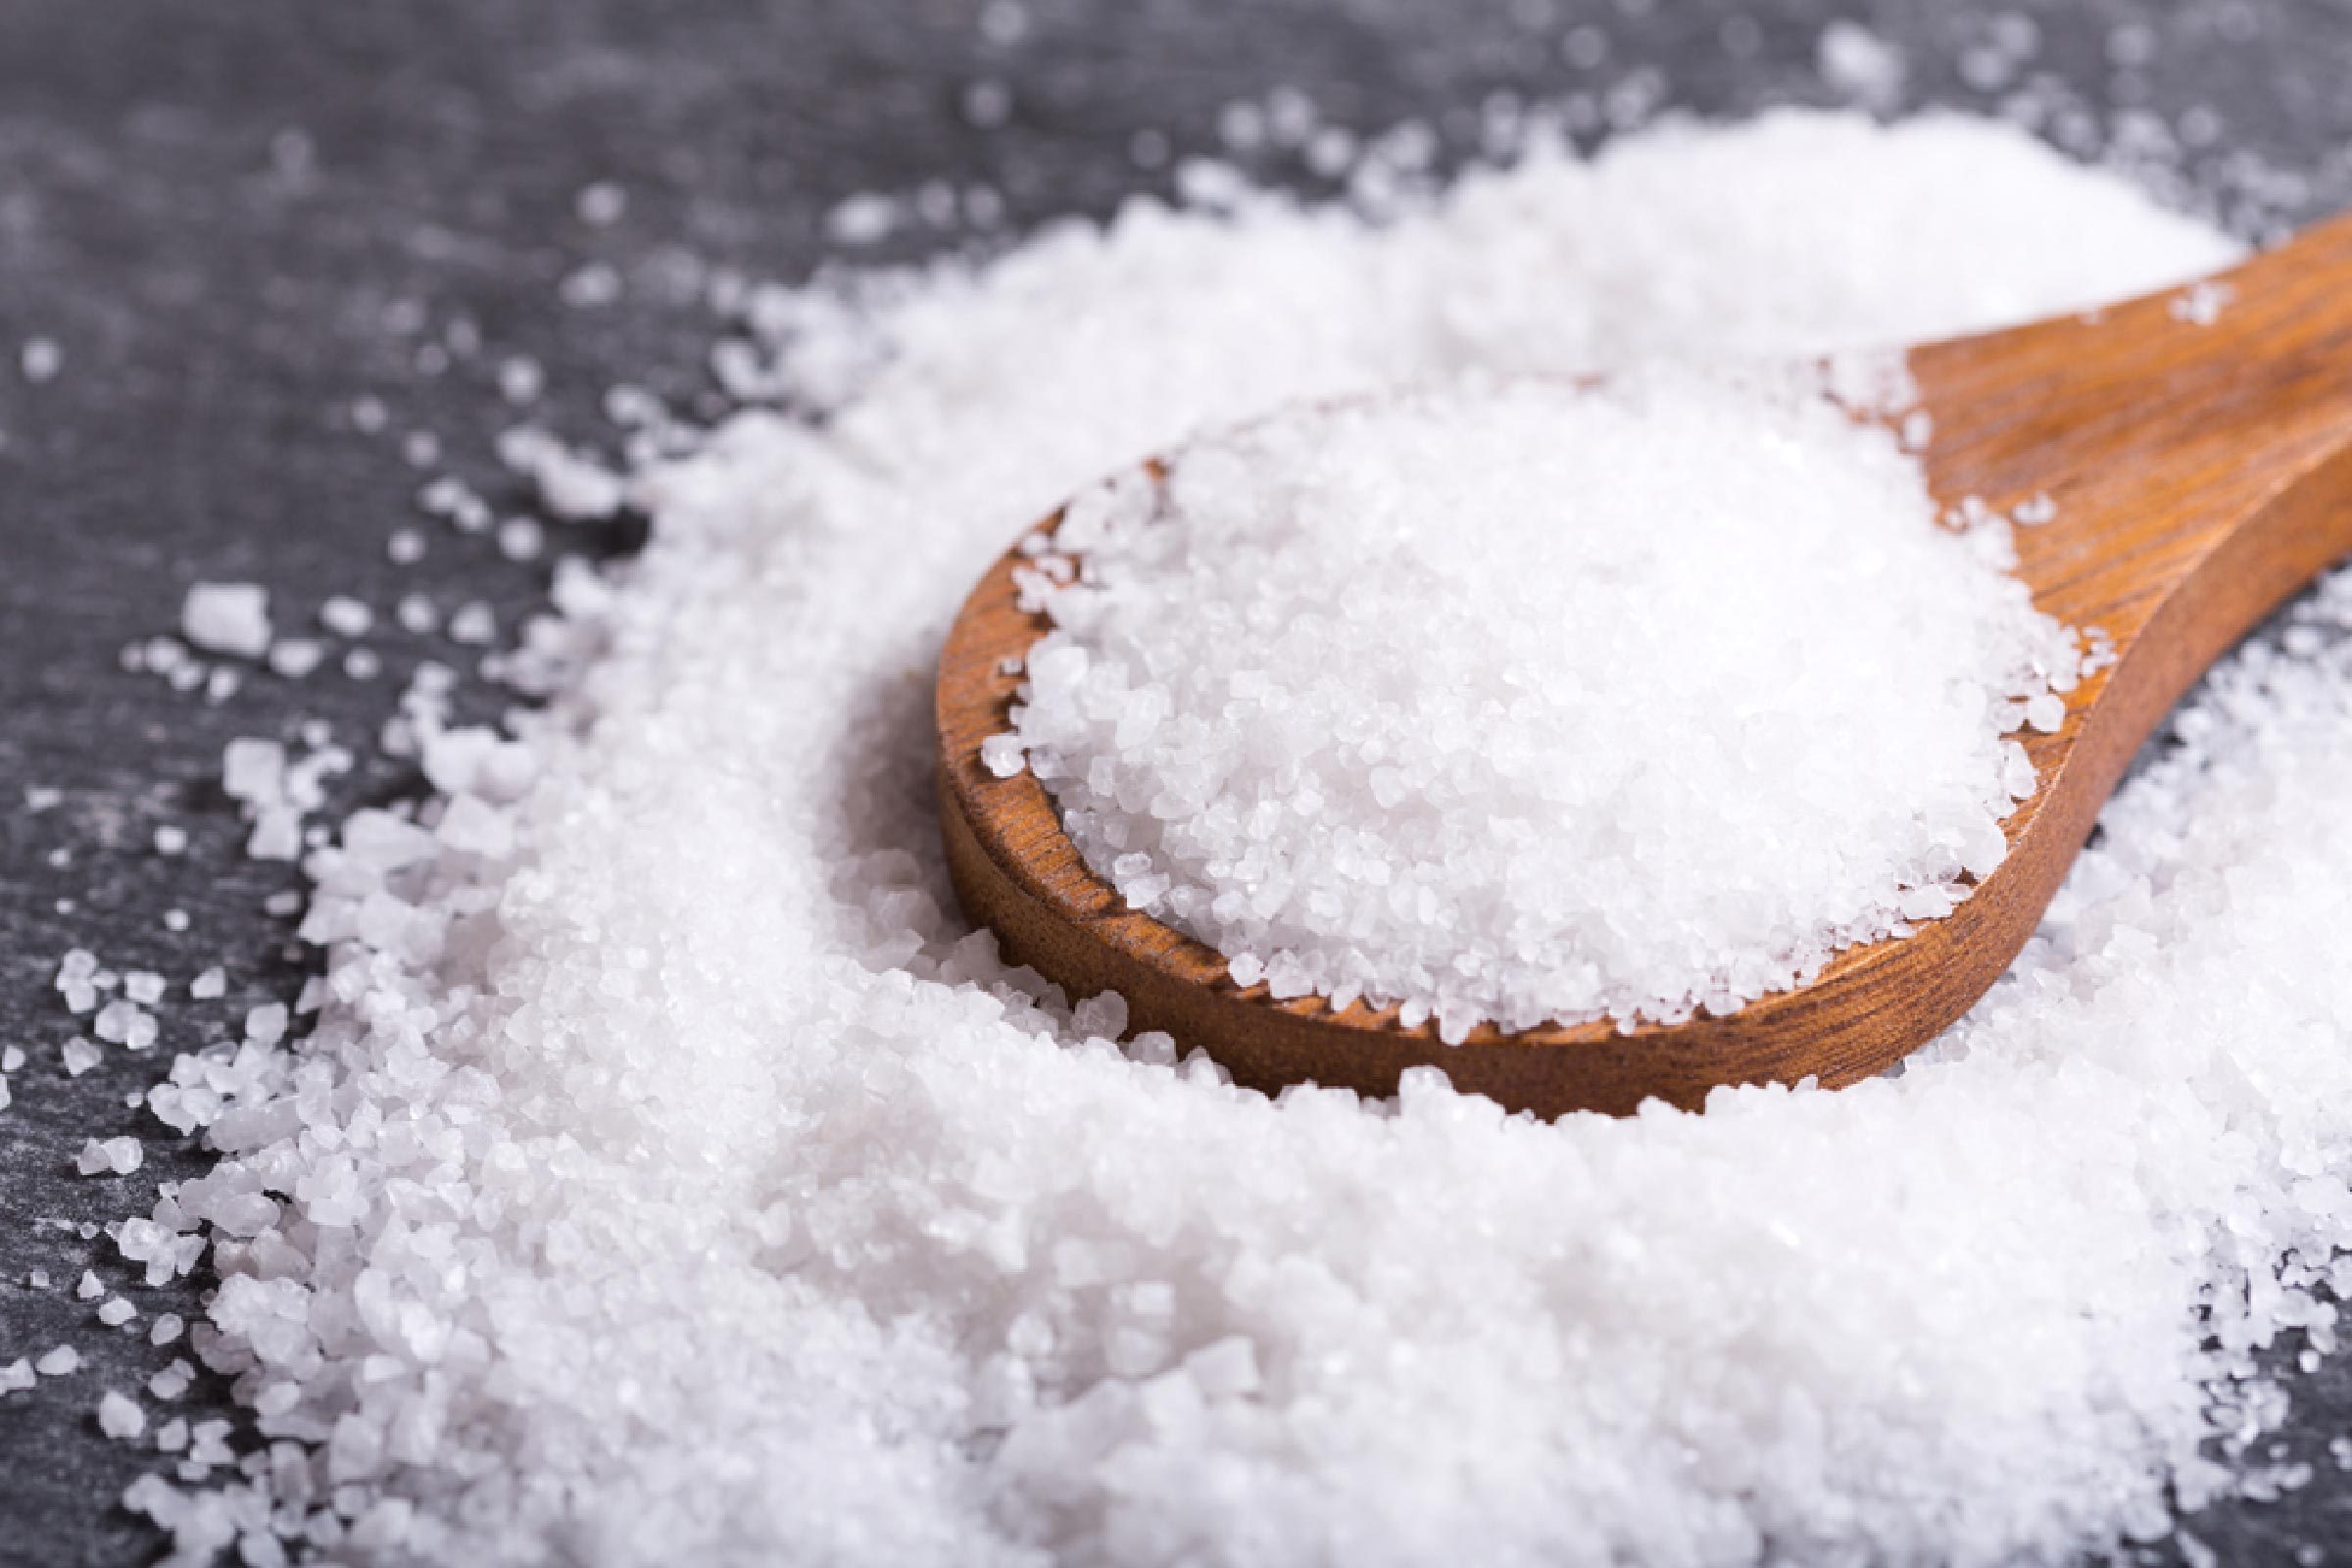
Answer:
1002, 368, 2084, 1036
113, 110, 2328, 1568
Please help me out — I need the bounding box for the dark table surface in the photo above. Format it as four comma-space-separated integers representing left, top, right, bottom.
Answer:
9, 3, 2352, 1563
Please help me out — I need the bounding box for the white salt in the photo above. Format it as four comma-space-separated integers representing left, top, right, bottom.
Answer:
269, 638, 327, 678
180, 583, 272, 661
1008, 370, 2073, 1033
77, 1136, 144, 1175
448, 602, 496, 645
35, 1346, 80, 1377
499, 357, 546, 405
101, 1391, 148, 1441
1818, 21, 1908, 110
113, 107, 2310, 1568
318, 597, 373, 637
575, 181, 627, 226
826, 192, 898, 246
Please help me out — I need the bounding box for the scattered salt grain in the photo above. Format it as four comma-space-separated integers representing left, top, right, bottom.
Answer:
244, 1004, 289, 1048
190, 967, 226, 1001
495, 426, 625, 518
499, 356, 545, 405
560, 262, 621, 309
269, 637, 327, 678
180, 584, 272, 661
2172, 278, 2235, 325
77, 1136, 144, 1175
496, 516, 545, 561
1819, 21, 1908, 109
447, 602, 496, 646
35, 1346, 79, 1377
1009, 371, 2076, 1033
575, 181, 627, 225
318, 597, 373, 638
98, 1298, 136, 1327
826, 192, 898, 247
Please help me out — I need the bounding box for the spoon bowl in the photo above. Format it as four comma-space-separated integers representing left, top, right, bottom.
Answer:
937, 210, 2352, 1117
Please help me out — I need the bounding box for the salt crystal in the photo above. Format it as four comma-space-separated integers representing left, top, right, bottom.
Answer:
499, 357, 545, 405
1818, 22, 1908, 109
77, 1137, 143, 1175
99, 1392, 148, 1441
448, 602, 497, 645
826, 193, 897, 247
575, 182, 627, 225
1010, 371, 2077, 1032
181, 584, 272, 660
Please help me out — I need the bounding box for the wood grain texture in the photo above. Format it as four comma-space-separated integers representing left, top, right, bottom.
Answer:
938, 212, 2352, 1119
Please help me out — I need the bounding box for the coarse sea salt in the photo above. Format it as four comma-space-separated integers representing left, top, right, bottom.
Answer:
179, 583, 272, 661
1004, 369, 2075, 1034
111, 108, 2352, 1568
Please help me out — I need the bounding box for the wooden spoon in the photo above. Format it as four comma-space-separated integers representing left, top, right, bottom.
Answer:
936, 210, 2352, 1118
